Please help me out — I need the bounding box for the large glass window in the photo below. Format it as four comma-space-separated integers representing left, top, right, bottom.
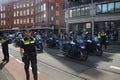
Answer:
81, 7, 85, 16
102, 4, 107, 13
96, 4, 102, 14
72, 8, 77, 17
108, 3, 114, 13
69, 10, 72, 18
115, 1, 120, 13
84, 6, 89, 15
77, 8, 80, 16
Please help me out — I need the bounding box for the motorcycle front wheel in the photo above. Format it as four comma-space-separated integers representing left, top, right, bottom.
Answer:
79, 50, 88, 61
95, 47, 103, 56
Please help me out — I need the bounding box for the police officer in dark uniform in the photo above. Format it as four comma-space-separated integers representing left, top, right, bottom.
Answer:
20, 30, 38, 80
0, 33, 9, 62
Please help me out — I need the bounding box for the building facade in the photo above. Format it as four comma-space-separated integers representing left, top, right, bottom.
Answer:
0, 0, 65, 33
65, 0, 120, 41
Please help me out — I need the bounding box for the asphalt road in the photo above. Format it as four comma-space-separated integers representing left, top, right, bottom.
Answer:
1, 43, 120, 80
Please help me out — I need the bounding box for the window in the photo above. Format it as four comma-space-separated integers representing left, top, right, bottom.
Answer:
96, 4, 102, 14
31, 9, 34, 15
23, 3, 26, 7
20, 11, 22, 16
115, 1, 120, 13
27, 9, 29, 15
13, 4, 16, 9
14, 19, 16, 24
81, 7, 85, 16
17, 19, 19, 24
23, 10, 26, 16
102, 4, 107, 13
14, 12, 16, 17
16, 3, 19, 8
108, 3, 114, 13
51, 17, 54, 21
26, 1, 29, 7
20, 3, 22, 8
84, 6, 89, 15
56, 20, 60, 25
27, 18, 29, 23
1, 6, 5, 11
17, 11, 19, 16
43, 3, 46, 11
73, 8, 77, 17
31, 17, 34, 23
41, 5, 43, 11
77, 8, 80, 16
51, 6, 54, 11
69, 10, 72, 18
20, 19, 22, 24
44, 14, 46, 21
23, 18, 26, 24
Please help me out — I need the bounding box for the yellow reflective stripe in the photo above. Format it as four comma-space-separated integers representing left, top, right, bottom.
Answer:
22, 39, 35, 45
30, 41, 35, 44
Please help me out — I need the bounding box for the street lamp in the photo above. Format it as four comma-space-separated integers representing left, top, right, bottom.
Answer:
91, 0, 94, 38
65, 0, 69, 33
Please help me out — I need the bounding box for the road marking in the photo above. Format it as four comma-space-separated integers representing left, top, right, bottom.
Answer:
29, 67, 40, 74
10, 54, 41, 74
10, 54, 13, 57
38, 71, 40, 74
110, 66, 120, 70
16, 59, 22, 63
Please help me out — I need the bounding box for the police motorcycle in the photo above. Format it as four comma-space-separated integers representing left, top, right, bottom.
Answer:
14, 33, 23, 46
46, 34, 60, 48
35, 34, 43, 51
85, 36, 103, 56
61, 38, 88, 61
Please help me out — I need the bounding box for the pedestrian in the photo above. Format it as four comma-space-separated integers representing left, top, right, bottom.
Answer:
20, 29, 38, 80
0, 32, 9, 63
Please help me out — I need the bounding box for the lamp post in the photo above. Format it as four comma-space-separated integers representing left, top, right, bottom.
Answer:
91, 0, 94, 38
65, 0, 69, 33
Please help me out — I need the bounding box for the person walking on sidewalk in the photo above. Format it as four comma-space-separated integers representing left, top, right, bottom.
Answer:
0, 32, 9, 63
20, 29, 38, 80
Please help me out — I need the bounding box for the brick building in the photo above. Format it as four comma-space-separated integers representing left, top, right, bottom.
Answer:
0, 0, 65, 32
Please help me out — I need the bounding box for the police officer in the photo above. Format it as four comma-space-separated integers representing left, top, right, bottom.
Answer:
0, 32, 9, 62
100, 31, 107, 49
20, 30, 38, 80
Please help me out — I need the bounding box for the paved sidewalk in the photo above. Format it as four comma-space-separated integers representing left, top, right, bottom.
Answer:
0, 53, 47, 80
0, 66, 15, 80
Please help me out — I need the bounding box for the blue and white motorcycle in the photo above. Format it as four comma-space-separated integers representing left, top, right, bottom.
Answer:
86, 37, 103, 56
35, 35, 43, 51
61, 39, 88, 61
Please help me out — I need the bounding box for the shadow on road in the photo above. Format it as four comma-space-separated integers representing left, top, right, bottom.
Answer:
43, 43, 113, 75
104, 45, 120, 53
0, 61, 7, 69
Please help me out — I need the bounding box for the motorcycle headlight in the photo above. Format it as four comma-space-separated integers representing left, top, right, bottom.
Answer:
97, 44, 100, 46
81, 46, 85, 49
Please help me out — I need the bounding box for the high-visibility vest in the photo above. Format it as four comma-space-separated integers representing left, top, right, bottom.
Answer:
101, 32, 106, 37
22, 38, 35, 45
97, 33, 101, 39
